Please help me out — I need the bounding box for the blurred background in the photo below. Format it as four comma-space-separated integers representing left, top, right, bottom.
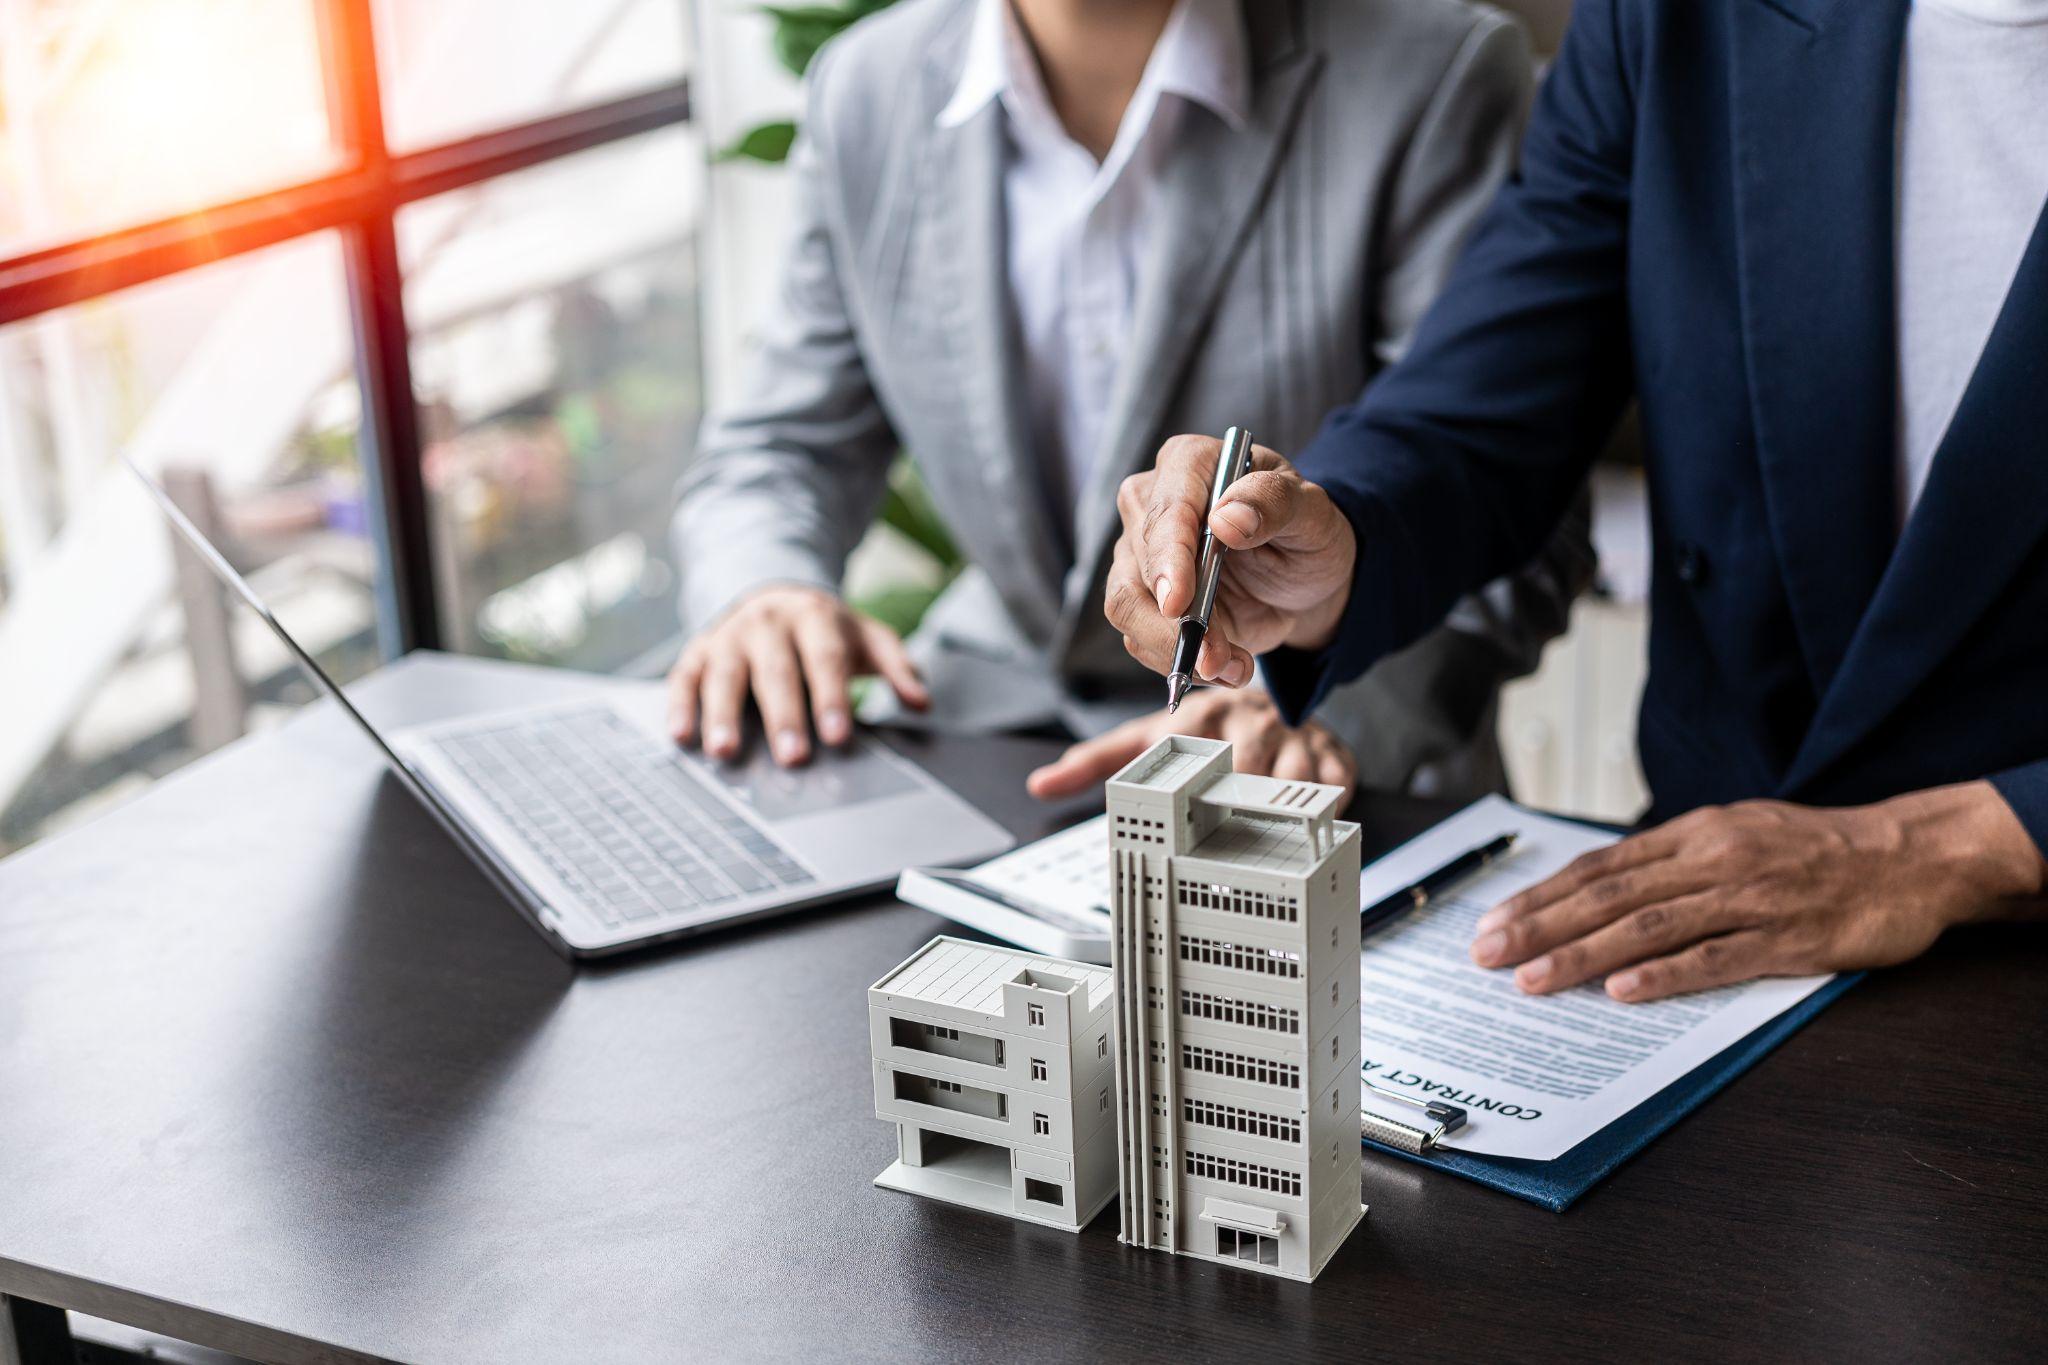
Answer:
0, 0, 1637, 864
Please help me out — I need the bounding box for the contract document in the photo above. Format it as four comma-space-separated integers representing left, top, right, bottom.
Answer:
1359, 795, 1833, 1161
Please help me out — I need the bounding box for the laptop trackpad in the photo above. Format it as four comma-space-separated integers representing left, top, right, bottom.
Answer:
698, 736, 920, 822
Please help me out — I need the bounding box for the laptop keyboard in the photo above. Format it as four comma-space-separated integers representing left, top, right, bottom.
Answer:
425, 705, 814, 928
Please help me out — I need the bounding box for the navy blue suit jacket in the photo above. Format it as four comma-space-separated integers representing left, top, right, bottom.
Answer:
1270, 0, 2048, 854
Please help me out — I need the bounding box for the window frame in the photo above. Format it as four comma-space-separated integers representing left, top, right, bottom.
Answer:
0, 0, 694, 657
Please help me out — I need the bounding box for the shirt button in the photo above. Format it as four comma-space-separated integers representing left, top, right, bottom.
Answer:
1675, 541, 1710, 586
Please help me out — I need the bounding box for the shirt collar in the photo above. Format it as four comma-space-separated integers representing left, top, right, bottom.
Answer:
935, 0, 1249, 133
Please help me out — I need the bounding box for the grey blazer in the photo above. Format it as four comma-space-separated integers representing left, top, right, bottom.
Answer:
674, 0, 1594, 800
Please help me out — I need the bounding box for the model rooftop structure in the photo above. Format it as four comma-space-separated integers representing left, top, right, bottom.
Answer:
1105, 736, 1366, 1281
869, 936, 1119, 1231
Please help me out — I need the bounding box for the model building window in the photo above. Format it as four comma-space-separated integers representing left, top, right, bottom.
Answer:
1031, 1058, 1048, 1082
1099, 1088, 1110, 1113
1217, 1227, 1279, 1266
1024, 1178, 1063, 1206
1028, 1003, 1045, 1027
1033, 1113, 1051, 1136
1097, 1033, 1109, 1059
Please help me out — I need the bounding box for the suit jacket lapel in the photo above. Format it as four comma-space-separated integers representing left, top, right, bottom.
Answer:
1784, 202, 2048, 792
905, 43, 1071, 643
1057, 5, 1321, 640
925, 98, 1073, 638
1728, 0, 1909, 696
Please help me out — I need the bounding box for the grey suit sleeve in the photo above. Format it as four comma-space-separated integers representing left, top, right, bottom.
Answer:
671, 47, 900, 634
1312, 14, 1596, 795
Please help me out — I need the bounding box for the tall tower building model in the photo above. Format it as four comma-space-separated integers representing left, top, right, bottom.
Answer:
1106, 735, 1365, 1281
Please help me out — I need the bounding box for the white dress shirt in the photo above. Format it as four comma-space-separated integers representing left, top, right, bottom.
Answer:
1894, 0, 2048, 523
937, 0, 1248, 521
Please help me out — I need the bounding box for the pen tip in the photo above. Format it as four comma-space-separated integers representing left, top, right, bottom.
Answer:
1166, 673, 1189, 713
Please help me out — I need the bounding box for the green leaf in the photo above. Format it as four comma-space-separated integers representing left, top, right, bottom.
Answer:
850, 583, 949, 639
761, 5, 853, 77
877, 457, 961, 569
714, 120, 798, 164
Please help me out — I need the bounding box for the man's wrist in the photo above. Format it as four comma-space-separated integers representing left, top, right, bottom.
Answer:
1877, 781, 2047, 925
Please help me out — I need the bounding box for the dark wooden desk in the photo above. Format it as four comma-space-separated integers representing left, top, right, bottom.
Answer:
2, 654, 2043, 1364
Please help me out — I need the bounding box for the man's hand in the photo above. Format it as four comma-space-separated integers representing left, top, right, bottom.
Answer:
1025, 689, 1359, 804
1104, 435, 1357, 688
666, 585, 928, 766
1470, 782, 2048, 1002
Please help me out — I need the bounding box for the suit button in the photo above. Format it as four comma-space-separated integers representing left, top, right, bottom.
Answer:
1675, 541, 1710, 586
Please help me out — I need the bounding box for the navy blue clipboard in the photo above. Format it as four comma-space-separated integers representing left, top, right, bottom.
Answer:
1363, 972, 1863, 1211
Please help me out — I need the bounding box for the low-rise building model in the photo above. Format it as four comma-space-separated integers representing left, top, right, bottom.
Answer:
869, 935, 1118, 1231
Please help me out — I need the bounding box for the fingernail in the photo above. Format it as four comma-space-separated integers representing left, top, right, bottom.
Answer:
819, 709, 850, 745
1155, 575, 1171, 608
705, 724, 737, 755
1215, 503, 1260, 539
1516, 956, 1553, 990
773, 730, 807, 764
1474, 907, 1507, 934
1607, 970, 1641, 999
1221, 658, 1250, 687
1472, 930, 1507, 966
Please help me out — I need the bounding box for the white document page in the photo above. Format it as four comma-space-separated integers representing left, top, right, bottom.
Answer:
1358, 795, 1832, 1161
970, 814, 1112, 918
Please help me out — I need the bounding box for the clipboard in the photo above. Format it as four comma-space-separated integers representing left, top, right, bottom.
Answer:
1360, 972, 1863, 1211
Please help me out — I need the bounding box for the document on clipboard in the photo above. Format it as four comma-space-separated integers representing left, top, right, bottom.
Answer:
1355, 795, 1835, 1162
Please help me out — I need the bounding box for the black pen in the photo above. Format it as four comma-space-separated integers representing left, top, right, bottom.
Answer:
1167, 426, 1256, 713
1361, 832, 1519, 933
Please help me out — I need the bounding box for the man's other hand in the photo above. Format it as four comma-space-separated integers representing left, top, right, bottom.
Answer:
1469, 782, 2048, 1002
666, 585, 928, 766
1103, 434, 1357, 687
1025, 689, 1359, 804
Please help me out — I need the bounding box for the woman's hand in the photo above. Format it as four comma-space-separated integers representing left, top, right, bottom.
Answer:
1470, 782, 2048, 1002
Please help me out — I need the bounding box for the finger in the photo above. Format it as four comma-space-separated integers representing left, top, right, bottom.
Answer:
1192, 599, 1254, 687
1208, 463, 1303, 551
1135, 435, 1221, 618
793, 612, 857, 746
1106, 538, 1180, 672
743, 628, 812, 767
1506, 891, 1752, 995
1027, 717, 1158, 801
1269, 734, 1318, 783
857, 616, 930, 711
1308, 729, 1358, 801
1220, 701, 1281, 776
1604, 930, 1775, 1003
1483, 822, 1690, 928
666, 646, 704, 743
698, 652, 749, 761
1472, 854, 1721, 969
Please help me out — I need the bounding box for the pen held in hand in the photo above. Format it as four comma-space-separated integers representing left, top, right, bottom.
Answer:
1167, 425, 1257, 713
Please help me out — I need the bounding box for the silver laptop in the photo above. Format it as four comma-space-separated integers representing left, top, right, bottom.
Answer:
130, 462, 1015, 958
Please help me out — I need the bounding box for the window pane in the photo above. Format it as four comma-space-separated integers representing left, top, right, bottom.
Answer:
398, 128, 703, 669
0, 0, 337, 256
0, 233, 380, 855
373, 0, 691, 151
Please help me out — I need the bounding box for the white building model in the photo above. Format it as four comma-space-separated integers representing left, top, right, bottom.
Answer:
869, 936, 1119, 1231
1106, 735, 1365, 1281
